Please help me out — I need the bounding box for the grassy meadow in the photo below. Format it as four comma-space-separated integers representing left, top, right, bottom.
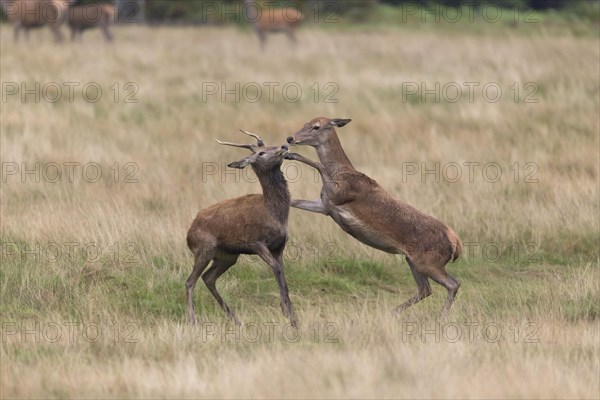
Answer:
1, 18, 599, 399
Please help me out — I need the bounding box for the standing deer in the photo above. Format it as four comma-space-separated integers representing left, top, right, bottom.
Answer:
186, 131, 298, 326
0, 0, 72, 42
286, 117, 463, 318
67, 2, 115, 42
243, 0, 304, 50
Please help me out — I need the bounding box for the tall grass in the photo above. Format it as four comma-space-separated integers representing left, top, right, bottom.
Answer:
1, 24, 598, 398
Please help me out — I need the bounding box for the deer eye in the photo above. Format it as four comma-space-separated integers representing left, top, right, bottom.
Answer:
258, 152, 266, 156
312, 126, 320, 131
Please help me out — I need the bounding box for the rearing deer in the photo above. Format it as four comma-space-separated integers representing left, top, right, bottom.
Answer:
186, 131, 298, 326
286, 117, 463, 317
243, 0, 304, 50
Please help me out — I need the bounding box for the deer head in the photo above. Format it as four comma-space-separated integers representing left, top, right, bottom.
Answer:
286, 117, 351, 147
218, 130, 289, 171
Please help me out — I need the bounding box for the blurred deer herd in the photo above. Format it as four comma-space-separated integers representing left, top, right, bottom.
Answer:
1, 0, 116, 42
0, 0, 305, 46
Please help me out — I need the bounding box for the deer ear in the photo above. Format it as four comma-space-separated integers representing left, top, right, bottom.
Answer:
329, 119, 352, 128
227, 157, 251, 169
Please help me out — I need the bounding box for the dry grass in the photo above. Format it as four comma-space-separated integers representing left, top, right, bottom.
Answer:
1, 24, 599, 398
2, 314, 598, 399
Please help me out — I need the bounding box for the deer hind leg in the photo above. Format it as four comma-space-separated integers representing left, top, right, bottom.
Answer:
285, 28, 297, 46
185, 244, 216, 324
14, 23, 21, 42
51, 26, 63, 43
202, 253, 240, 325
392, 257, 432, 315
256, 245, 298, 327
257, 30, 267, 51
101, 24, 113, 42
427, 267, 460, 320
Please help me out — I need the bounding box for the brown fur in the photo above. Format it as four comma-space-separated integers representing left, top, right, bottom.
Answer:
287, 117, 463, 317
67, 3, 115, 42
0, 0, 72, 42
185, 141, 298, 326
244, 0, 304, 50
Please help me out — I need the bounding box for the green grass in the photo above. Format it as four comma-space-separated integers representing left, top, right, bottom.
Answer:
2, 232, 598, 326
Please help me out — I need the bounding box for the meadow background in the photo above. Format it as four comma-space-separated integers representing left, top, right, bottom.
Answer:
1, 1, 599, 398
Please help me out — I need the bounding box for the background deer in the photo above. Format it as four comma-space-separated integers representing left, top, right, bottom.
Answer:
243, 0, 304, 50
186, 131, 298, 326
0, 0, 72, 42
286, 117, 463, 317
67, 2, 115, 42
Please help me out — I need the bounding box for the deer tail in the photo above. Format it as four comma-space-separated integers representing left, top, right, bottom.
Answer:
452, 235, 462, 262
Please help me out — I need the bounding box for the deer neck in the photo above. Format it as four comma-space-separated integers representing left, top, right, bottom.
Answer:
256, 167, 290, 223
316, 130, 355, 173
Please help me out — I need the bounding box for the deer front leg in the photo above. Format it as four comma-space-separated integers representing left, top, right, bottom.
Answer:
285, 153, 328, 214
291, 199, 327, 214
255, 245, 298, 327
285, 152, 323, 172
257, 30, 266, 51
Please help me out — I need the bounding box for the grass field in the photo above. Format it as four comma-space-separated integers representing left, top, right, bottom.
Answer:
1, 20, 599, 399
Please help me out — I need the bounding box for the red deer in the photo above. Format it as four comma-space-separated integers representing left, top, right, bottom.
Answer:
286, 117, 463, 318
243, 0, 304, 50
67, 2, 115, 42
186, 131, 298, 326
0, 0, 72, 42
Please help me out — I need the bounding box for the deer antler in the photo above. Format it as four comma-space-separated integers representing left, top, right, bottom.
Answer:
216, 129, 266, 152
239, 130, 265, 147
215, 139, 256, 152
